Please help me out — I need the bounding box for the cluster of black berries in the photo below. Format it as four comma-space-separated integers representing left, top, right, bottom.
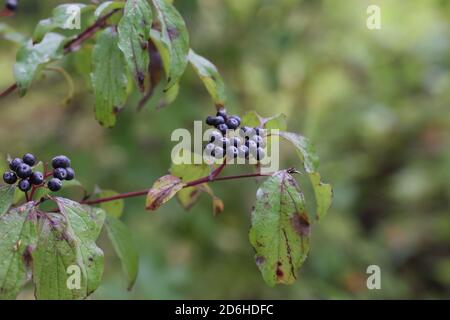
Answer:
48, 155, 75, 191
2, 154, 75, 193
204, 109, 266, 161
3, 153, 43, 192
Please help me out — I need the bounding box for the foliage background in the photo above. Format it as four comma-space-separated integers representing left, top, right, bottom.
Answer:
1, 0, 449, 299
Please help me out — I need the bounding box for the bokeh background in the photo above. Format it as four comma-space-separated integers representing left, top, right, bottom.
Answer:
1, 0, 450, 299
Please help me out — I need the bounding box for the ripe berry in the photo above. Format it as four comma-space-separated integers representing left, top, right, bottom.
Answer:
226, 146, 238, 159
255, 147, 265, 161
212, 147, 224, 159
16, 163, 32, 179
9, 158, 22, 172
238, 145, 249, 159
30, 171, 44, 185
246, 140, 258, 152
214, 116, 225, 126
251, 135, 266, 148
22, 153, 36, 166
254, 127, 265, 136
217, 124, 228, 135
217, 137, 230, 149
204, 143, 215, 156
47, 178, 62, 192
53, 167, 68, 180
209, 130, 223, 143
206, 116, 216, 126
230, 136, 242, 147
6, 0, 18, 11
3, 171, 17, 184
226, 117, 240, 130
52, 155, 71, 169
216, 109, 227, 120
239, 126, 253, 139
65, 167, 75, 181
18, 179, 31, 192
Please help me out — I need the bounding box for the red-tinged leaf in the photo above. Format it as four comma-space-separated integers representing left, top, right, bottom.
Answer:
146, 175, 186, 210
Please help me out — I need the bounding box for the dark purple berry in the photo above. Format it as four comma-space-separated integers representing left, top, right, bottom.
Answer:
216, 137, 230, 149
30, 171, 44, 185
251, 135, 266, 148
216, 124, 228, 135
18, 179, 31, 192
239, 126, 253, 139
212, 147, 224, 159
209, 130, 223, 143
246, 140, 258, 152
47, 178, 62, 192
214, 116, 225, 126
256, 147, 265, 161
53, 167, 68, 180
6, 0, 18, 11
238, 145, 249, 159
226, 146, 239, 159
52, 155, 71, 168
206, 116, 216, 126
216, 109, 227, 120
230, 136, 242, 147
16, 163, 32, 179
22, 153, 36, 166
9, 158, 22, 172
204, 143, 215, 156
226, 117, 240, 130
3, 171, 17, 184
65, 167, 75, 181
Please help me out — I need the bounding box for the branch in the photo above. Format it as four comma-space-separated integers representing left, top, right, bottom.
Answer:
0, 9, 121, 99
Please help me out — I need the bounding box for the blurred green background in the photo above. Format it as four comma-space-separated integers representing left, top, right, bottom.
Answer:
1, 0, 450, 299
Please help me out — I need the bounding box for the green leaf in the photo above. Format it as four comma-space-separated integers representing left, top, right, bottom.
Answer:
14, 32, 66, 96
105, 215, 139, 290
99, 190, 124, 218
249, 170, 311, 287
33, 4, 94, 44
0, 203, 38, 299
118, 0, 153, 91
32, 198, 106, 299
146, 175, 186, 210
241, 111, 263, 128
91, 27, 128, 127
152, 0, 189, 89
170, 162, 210, 210
278, 131, 319, 173
95, 1, 125, 18
0, 185, 15, 216
188, 49, 226, 108
309, 172, 332, 220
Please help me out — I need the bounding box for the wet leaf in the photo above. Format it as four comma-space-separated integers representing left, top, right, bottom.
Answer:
14, 32, 66, 96
152, 0, 189, 89
146, 175, 186, 210
105, 215, 139, 290
118, 0, 153, 91
249, 170, 310, 286
0, 185, 16, 216
0, 203, 38, 299
32, 198, 105, 299
188, 49, 226, 108
91, 27, 128, 127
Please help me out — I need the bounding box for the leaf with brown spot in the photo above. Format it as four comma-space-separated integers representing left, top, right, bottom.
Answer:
249, 170, 310, 287
146, 175, 186, 210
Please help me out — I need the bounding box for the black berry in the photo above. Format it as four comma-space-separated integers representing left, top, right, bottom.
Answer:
246, 140, 258, 152
6, 0, 18, 11
53, 167, 68, 180
16, 163, 32, 179
214, 116, 225, 126
230, 136, 242, 147
47, 178, 62, 192
22, 153, 36, 166
217, 137, 230, 149
52, 155, 71, 168
226, 117, 240, 130
18, 179, 31, 192
3, 171, 17, 184
226, 146, 238, 159
206, 116, 216, 126
65, 167, 75, 181
209, 130, 223, 143
254, 127, 265, 136
204, 143, 215, 156
212, 147, 224, 159
251, 135, 266, 148
9, 158, 22, 172
239, 126, 253, 139
216, 109, 227, 120
30, 171, 44, 185
217, 124, 228, 135
238, 145, 249, 159
256, 147, 265, 161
